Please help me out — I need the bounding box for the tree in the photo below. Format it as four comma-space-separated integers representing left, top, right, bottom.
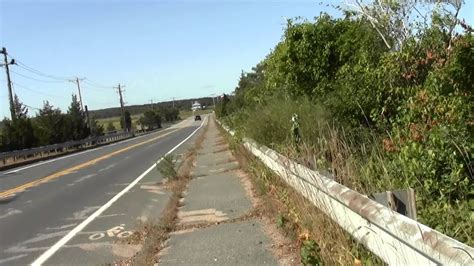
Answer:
106, 121, 116, 132
1, 95, 36, 150
34, 101, 66, 145
220, 8, 474, 244
233, 63, 266, 108
342, 0, 464, 51
124, 110, 132, 131
139, 110, 161, 130
13, 94, 28, 120
216, 94, 230, 117
161, 107, 179, 122
89, 116, 104, 136
66, 94, 89, 140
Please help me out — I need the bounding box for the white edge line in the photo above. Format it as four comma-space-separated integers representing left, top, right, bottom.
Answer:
31, 117, 207, 266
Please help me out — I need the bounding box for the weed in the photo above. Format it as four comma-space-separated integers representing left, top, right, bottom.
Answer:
276, 213, 286, 228
300, 240, 322, 266
157, 154, 178, 180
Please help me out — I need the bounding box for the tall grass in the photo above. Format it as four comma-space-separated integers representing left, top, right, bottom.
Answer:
228, 129, 382, 265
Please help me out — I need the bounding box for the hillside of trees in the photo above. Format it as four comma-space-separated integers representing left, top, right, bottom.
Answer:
89, 97, 215, 119
217, 2, 473, 246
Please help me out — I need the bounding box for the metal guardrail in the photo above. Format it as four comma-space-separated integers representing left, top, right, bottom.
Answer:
0, 132, 134, 167
217, 120, 474, 265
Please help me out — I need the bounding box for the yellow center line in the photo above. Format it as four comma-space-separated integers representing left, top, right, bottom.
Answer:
0, 128, 181, 199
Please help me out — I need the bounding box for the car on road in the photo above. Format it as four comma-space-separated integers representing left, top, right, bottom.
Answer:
194, 115, 201, 121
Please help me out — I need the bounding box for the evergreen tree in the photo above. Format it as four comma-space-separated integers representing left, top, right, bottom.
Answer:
66, 94, 89, 140
13, 94, 28, 120
124, 110, 132, 131
89, 116, 104, 136
1, 95, 37, 150
34, 101, 66, 145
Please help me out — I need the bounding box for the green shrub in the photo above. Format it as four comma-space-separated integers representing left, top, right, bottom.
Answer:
300, 240, 322, 266
157, 155, 178, 180
222, 9, 473, 246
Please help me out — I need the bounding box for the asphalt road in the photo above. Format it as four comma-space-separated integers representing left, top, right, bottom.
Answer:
0, 117, 204, 265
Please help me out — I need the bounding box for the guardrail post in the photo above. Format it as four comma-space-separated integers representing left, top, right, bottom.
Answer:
371, 188, 417, 220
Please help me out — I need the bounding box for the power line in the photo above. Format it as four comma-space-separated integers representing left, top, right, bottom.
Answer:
7, 51, 114, 92
81, 84, 112, 92
2, 48, 131, 116
23, 103, 42, 111
83, 79, 113, 90
85, 100, 116, 105
11, 81, 62, 99
12, 58, 71, 81
10, 69, 66, 83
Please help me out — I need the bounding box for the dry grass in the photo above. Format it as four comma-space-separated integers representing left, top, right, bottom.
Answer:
222, 127, 382, 265
97, 114, 141, 131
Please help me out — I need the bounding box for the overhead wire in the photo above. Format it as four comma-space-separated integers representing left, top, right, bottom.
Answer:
81, 84, 113, 92
10, 69, 66, 83
11, 82, 64, 99
23, 103, 42, 111
2, 53, 121, 113
11, 57, 72, 81
83, 79, 114, 90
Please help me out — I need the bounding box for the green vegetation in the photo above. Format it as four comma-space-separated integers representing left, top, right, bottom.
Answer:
89, 97, 215, 119
157, 154, 178, 180
138, 110, 163, 130
300, 240, 322, 266
0, 95, 187, 151
218, 2, 473, 245
0, 95, 96, 152
97, 114, 141, 132
137, 107, 180, 131
227, 133, 380, 265
122, 110, 132, 131
106, 121, 116, 132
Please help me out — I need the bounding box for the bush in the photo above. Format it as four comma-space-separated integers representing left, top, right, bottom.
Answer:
221, 9, 473, 246
157, 155, 178, 180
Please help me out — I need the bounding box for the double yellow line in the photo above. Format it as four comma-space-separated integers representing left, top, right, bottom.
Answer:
0, 128, 179, 199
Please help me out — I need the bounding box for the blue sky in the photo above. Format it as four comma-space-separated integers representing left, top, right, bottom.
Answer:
0, 0, 472, 118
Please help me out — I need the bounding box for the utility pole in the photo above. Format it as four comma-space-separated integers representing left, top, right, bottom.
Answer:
211, 96, 215, 107
1, 47, 16, 121
69, 77, 85, 112
172, 97, 175, 108
149, 99, 154, 109
115, 84, 126, 131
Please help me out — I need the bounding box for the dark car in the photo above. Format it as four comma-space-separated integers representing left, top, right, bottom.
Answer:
194, 115, 202, 121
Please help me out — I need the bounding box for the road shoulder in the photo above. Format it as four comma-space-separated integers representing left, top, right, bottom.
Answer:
151, 117, 297, 265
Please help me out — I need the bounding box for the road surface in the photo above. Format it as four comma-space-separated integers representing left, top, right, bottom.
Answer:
0, 117, 204, 265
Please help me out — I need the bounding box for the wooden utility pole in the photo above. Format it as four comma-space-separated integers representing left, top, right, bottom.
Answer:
172, 97, 175, 108
211, 96, 215, 107
1, 47, 16, 121
69, 77, 85, 112
115, 84, 126, 131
